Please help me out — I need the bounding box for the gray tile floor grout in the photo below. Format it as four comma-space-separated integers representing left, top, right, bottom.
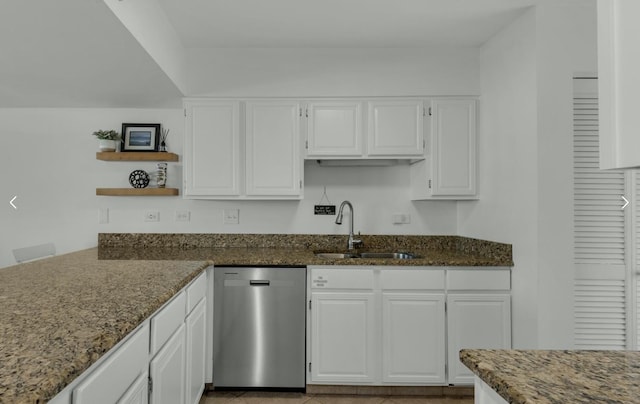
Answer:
200, 390, 474, 404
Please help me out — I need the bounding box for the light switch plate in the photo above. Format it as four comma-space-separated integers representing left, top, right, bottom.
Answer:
145, 211, 160, 222
175, 210, 190, 222
223, 209, 239, 224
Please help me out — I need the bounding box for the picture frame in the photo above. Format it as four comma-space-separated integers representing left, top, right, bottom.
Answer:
121, 123, 161, 152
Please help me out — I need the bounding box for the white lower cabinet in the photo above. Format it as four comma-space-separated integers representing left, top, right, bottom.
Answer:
309, 267, 447, 386
117, 372, 149, 404
382, 293, 445, 384
185, 299, 207, 404
150, 324, 186, 404
311, 292, 376, 383
72, 323, 149, 404
308, 266, 511, 387
446, 269, 512, 385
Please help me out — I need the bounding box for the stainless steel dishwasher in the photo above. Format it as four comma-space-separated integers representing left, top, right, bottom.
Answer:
213, 266, 306, 390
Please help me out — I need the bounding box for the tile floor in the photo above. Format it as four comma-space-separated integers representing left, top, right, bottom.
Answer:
200, 391, 474, 404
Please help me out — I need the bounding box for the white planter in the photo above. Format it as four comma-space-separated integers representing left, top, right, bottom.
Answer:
98, 139, 117, 152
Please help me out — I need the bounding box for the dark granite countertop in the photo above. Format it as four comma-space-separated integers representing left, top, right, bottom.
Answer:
0, 248, 209, 403
98, 233, 514, 267
460, 349, 640, 403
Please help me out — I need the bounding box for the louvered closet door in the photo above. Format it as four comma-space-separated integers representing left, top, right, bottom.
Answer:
573, 78, 629, 350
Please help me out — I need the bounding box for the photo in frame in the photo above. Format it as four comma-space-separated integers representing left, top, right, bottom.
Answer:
121, 123, 161, 152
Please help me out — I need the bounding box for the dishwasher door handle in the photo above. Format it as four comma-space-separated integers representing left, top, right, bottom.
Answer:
249, 280, 270, 286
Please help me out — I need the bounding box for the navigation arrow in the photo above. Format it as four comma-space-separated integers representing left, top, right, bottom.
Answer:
9, 196, 17, 209
621, 195, 629, 210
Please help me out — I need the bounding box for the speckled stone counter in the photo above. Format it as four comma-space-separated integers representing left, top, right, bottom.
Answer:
460, 349, 640, 403
0, 248, 209, 403
98, 233, 513, 267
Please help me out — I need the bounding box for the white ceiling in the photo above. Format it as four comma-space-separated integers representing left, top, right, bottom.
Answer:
156, 0, 538, 48
0, 0, 183, 108
0, 0, 572, 107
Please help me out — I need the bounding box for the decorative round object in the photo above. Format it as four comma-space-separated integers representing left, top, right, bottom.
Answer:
129, 170, 150, 188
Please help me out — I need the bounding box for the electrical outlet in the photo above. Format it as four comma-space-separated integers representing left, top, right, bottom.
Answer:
392, 213, 411, 224
223, 208, 239, 224
175, 210, 190, 222
145, 211, 160, 222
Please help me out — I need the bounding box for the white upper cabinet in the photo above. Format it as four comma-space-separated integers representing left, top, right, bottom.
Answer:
304, 98, 424, 160
306, 101, 363, 157
410, 98, 477, 200
184, 99, 302, 199
246, 101, 301, 196
367, 100, 424, 157
598, 0, 640, 169
184, 100, 241, 197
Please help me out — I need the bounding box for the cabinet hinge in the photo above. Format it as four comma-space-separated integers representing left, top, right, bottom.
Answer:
428, 107, 432, 116
148, 376, 153, 394
308, 299, 312, 310
444, 301, 447, 312
309, 362, 312, 372
305, 140, 308, 149
184, 108, 187, 117
305, 108, 309, 118
428, 179, 432, 189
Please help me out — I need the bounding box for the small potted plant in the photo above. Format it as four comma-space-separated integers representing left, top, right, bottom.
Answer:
92, 129, 121, 152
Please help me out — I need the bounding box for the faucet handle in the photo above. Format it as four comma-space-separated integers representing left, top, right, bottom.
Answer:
352, 232, 364, 249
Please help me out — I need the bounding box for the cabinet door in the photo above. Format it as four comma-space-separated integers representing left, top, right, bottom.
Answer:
430, 99, 477, 196
598, 0, 640, 169
185, 300, 206, 404
310, 292, 376, 383
382, 293, 446, 384
245, 101, 301, 196
184, 101, 241, 196
367, 100, 424, 157
306, 101, 363, 157
150, 324, 186, 404
73, 324, 149, 404
447, 294, 511, 385
117, 372, 149, 404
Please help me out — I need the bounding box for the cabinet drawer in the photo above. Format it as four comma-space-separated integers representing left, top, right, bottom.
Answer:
186, 271, 207, 314
446, 269, 510, 291
381, 269, 445, 290
150, 290, 186, 355
73, 323, 149, 403
311, 268, 374, 289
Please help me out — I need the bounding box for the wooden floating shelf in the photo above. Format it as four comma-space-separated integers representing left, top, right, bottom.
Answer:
96, 188, 179, 196
96, 152, 179, 162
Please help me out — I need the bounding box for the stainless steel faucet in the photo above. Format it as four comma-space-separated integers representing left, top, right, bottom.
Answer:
335, 200, 363, 250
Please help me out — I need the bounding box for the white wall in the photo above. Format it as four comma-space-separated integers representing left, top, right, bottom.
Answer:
186, 47, 480, 97
457, 9, 540, 349
457, 1, 597, 349
534, 1, 597, 348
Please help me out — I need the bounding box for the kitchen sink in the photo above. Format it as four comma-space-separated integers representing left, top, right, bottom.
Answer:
315, 252, 360, 259
314, 251, 418, 260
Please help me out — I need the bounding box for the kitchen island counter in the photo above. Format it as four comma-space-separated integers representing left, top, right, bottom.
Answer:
459, 349, 640, 403
0, 248, 209, 403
